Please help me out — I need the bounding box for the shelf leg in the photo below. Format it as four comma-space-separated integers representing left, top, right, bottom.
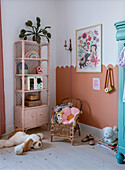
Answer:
116, 152, 124, 164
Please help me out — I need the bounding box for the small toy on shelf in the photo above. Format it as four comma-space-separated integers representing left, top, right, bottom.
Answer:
103, 126, 118, 143
36, 66, 42, 74
25, 51, 39, 58
25, 75, 43, 90
17, 62, 29, 74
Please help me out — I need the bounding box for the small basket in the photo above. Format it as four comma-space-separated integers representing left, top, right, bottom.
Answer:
25, 100, 42, 107
26, 95, 38, 101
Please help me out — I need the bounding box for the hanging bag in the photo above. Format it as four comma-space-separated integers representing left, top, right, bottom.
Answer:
104, 68, 114, 93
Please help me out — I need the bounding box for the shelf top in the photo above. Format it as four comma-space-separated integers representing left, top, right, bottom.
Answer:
14, 40, 50, 46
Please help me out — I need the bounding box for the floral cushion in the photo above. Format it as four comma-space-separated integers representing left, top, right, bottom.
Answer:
62, 107, 80, 124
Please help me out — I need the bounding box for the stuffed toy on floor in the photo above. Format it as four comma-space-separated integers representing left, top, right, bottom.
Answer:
103, 126, 118, 143
0, 128, 43, 155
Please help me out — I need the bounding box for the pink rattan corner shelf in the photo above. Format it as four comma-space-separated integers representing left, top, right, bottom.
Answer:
14, 40, 50, 130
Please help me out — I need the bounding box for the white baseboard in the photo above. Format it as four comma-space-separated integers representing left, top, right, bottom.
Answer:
79, 123, 103, 138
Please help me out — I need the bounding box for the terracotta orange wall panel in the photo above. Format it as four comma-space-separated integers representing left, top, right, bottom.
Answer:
56, 66, 71, 105
56, 64, 118, 129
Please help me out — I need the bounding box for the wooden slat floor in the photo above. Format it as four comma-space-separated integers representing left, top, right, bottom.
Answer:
0, 127, 125, 170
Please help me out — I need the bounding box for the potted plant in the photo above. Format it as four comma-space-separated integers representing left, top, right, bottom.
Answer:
19, 17, 51, 44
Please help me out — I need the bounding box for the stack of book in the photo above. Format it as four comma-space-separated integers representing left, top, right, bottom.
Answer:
97, 138, 118, 152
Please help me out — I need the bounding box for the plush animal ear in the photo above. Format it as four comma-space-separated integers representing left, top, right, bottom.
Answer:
60, 111, 63, 115
23, 139, 33, 152
37, 134, 43, 143
8, 128, 24, 139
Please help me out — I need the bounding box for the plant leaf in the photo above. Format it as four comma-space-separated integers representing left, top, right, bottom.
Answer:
47, 32, 51, 38
21, 29, 26, 34
43, 30, 47, 35
46, 37, 49, 42
44, 26, 51, 29
25, 33, 33, 36
36, 17, 41, 23
36, 35, 41, 44
24, 36, 27, 40
26, 30, 34, 33
38, 29, 43, 33
25, 20, 32, 26
19, 34, 25, 38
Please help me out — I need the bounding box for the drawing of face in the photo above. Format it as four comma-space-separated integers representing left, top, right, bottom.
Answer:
91, 45, 96, 52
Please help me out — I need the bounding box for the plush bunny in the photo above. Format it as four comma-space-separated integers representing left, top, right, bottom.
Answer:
103, 126, 118, 143
0, 128, 43, 155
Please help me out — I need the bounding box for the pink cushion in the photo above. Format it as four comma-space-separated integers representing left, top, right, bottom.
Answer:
62, 114, 67, 121
62, 107, 71, 116
71, 107, 80, 116
62, 120, 69, 124
62, 107, 80, 124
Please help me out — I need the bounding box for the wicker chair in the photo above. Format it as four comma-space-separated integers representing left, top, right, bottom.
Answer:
51, 98, 82, 145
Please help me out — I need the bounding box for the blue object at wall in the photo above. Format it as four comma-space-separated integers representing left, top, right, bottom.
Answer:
115, 21, 125, 164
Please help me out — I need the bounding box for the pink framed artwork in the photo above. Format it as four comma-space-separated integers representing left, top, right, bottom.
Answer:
76, 24, 102, 72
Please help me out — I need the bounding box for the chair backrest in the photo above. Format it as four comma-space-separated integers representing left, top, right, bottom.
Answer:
62, 98, 82, 111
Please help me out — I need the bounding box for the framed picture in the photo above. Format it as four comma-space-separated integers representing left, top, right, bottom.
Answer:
76, 24, 102, 72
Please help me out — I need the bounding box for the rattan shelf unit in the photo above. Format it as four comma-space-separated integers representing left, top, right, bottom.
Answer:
14, 40, 50, 130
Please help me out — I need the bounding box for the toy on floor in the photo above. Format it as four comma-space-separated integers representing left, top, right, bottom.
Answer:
0, 128, 43, 155
103, 126, 118, 143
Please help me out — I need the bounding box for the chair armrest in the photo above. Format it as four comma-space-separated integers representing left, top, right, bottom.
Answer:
73, 113, 80, 127
51, 112, 55, 124
80, 110, 83, 115
74, 113, 80, 122
73, 110, 83, 127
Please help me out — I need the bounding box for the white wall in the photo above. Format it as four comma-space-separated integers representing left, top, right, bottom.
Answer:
2, 0, 125, 134
1, 0, 57, 133
55, 0, 125, 67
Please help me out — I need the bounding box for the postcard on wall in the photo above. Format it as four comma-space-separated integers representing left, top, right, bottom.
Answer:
93, 78, 100, 90
76, 24, 102, 72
